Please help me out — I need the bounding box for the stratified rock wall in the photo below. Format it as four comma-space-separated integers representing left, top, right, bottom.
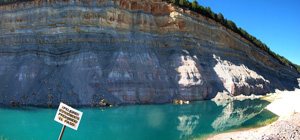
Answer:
0, 0, 299, 106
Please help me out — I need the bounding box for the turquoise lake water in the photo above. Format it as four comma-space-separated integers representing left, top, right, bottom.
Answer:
0, 99, 277, 140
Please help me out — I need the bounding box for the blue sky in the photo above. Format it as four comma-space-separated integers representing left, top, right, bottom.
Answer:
192, 0, 300, 65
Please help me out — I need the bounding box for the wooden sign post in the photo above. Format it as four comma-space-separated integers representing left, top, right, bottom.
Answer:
54, 102, 83, 140
58, 125, 66, 140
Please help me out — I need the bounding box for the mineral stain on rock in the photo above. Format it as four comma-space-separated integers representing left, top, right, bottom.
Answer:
0, 0, 299, 106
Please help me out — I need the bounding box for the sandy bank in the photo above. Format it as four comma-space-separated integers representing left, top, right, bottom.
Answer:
265, 89, 300, 116
206, 89, 300, 140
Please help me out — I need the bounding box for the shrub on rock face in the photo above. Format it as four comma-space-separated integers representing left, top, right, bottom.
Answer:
99, 99, 109, 106
47, 102, 52, 107
10, 101, 21, 106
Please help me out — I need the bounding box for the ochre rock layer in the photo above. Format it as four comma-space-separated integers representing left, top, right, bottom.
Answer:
0, 0, 299, 106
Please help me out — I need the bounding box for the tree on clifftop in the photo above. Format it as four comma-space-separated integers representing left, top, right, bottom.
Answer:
192, 0, 199, 10
217, 13, 224, 24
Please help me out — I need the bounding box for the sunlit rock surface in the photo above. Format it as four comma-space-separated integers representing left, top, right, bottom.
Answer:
213, 54, 271, 96
0, 0, 299, 106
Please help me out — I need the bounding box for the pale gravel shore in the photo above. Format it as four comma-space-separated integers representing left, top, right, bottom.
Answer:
265, 89, 300, 116
206, 89, 300, 140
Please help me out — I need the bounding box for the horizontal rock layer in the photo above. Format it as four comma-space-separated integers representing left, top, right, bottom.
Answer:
0, 0, 299, 106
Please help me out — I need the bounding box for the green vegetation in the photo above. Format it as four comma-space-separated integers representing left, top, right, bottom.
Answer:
163, 0, 300, 74
254, 116, 279, 127
260, 94, 274, 102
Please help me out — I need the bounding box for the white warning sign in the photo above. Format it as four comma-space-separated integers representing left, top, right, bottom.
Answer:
54, 102, 83, 130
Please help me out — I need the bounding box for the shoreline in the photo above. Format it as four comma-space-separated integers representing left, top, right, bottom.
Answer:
0, 90, 293, 109
206, 89, 300, 140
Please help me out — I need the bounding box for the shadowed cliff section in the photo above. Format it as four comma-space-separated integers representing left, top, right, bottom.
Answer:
0, 0, 299, 106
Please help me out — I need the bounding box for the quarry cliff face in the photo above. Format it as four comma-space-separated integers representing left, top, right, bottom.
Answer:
0, 0, 299, 106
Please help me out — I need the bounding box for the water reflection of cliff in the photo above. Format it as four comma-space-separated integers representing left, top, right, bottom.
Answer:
177, 115, 200, 138
0, 99, 275, 140
211, 100, 267, 131
176, 99, 272, 139
90, 99, 273, 139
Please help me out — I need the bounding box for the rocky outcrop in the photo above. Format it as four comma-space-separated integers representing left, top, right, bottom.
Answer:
0, 0, 299, 106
